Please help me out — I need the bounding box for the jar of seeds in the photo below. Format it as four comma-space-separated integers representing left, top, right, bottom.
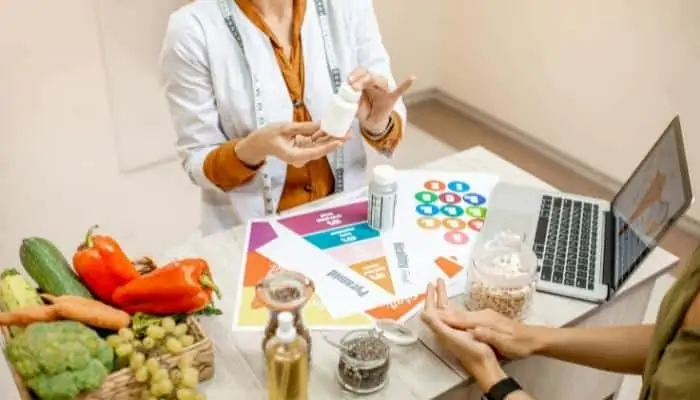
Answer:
256, 270, 315, 358
464, 232, 538, 320
335, 320, 418, 394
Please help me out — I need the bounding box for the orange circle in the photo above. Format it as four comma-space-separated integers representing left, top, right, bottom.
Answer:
417, 217, 442, 230
424, 180, 446, 192
442, 218, 467, 230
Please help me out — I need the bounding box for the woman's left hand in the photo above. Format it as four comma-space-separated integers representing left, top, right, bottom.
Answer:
421, 279, 508, 392
348, 68, 415, 134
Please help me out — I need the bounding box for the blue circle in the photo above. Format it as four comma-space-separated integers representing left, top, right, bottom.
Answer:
416, 203, 440, 217
448, 181, 471, 193
463, 193, 486, 206
441, 205, 465, 217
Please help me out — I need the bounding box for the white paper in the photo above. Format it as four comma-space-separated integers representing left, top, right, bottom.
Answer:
257, 222, 395, 318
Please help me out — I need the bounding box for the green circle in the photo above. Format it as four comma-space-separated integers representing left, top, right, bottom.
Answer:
465, 206, 487, 218
415, 191, 438, 203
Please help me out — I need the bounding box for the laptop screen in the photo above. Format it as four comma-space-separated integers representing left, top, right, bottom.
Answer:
611, 116, 693, 289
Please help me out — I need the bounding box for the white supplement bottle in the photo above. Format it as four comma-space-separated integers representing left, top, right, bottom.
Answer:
368, 165, 398, 232
321, 83, 362, 138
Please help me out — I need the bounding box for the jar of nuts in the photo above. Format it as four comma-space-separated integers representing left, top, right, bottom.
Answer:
464, 232, 538, 320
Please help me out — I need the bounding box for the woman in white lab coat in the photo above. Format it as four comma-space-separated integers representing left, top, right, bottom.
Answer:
160, 0, 414, 235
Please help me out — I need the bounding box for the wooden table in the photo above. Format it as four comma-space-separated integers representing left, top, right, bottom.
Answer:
0, 146, 679, 399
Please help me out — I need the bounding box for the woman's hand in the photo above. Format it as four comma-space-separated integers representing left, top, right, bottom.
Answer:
434, 307, 541, 360
235, 121, 342, 168
421, 279, 508, 391
348, 68, 415, 134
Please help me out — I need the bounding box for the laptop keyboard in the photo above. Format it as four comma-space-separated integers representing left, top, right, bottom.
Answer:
533, 195, 600, 290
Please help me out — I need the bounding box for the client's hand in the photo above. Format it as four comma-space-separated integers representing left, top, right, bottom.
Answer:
235, 121, 342, 168
436, 307, 540, 360
421, 280, 506, 390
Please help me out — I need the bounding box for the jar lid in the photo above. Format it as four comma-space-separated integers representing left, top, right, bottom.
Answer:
375, 319, 419, 346
255, 270, 315, 311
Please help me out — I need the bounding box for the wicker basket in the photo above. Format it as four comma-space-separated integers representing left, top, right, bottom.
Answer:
1, 317, 214, 400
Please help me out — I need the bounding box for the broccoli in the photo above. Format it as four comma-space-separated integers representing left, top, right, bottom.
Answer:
4, 321, 114, 400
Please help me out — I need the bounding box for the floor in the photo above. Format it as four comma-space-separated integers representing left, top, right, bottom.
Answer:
408, 100, 700, 273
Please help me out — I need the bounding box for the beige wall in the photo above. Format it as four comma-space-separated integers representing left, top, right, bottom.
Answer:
374, 0, 441, 92
436, 0, 700, 221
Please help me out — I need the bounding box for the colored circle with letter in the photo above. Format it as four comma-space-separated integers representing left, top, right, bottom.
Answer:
415, 191, 438, 203
465, 206, 487, 218
444, 231, 469, 245
417, 217, 442, 230
416, 203, 440, 217
440, 205, 464, 217
468, 218, 484, 232
448, 181, 470, 193
463, 193, 486, 206
442, 218, 467, 230
439, 192, 461, 205
424, 180, 446, 192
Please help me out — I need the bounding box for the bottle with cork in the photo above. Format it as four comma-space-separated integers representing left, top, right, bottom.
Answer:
265, 311, 309, 400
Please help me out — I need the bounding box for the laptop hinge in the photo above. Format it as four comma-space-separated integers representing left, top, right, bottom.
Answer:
602, 211, 616, 297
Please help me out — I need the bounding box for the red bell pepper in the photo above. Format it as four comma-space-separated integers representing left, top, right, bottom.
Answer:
112, 258, 221, 315
72, 225, 140, 304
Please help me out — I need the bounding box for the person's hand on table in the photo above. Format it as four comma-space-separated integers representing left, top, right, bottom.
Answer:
421, 279, 508, 392
235, 121, 342, 168
434, 306, 541, 361
347, 67, 415, 135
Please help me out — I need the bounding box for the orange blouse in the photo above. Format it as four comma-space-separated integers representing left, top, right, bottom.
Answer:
203, 0, 403, 213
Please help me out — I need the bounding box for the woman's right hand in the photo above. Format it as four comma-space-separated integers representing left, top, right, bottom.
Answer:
436, 307, 542, 360
235, 121, 342, 168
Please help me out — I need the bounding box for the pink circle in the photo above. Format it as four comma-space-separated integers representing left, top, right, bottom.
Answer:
424, 180, 446, 192
444, 231, 469, 245
438, 192, 461, 204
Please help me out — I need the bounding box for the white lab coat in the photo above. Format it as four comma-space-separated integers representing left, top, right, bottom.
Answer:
160, 0, 406, 235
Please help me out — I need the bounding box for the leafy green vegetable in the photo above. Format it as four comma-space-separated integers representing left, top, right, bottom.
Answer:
4, 321, 113, 400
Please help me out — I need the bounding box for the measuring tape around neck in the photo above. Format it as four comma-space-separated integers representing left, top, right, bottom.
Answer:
218, 0, 345, 216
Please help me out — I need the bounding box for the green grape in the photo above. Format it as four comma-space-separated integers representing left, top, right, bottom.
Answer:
173, 323, 189, 337
130, 352, 146, 370
178, 354, 194, 371
145, 358, 161, 375
170, 368, 183, 386
115, 343, 134, 358
156, 379, 174, 396
152, 368, 169, 383
176, 388, 196, 400
107, 334, 122, 348
134, 366, 149, 383
139, 389, 152, 400
146, 325, 166, 340
142, 336, 156, 350
181, 368, 199, 389
162, 317, 177, 333
119, 327, 135, 341
180, 335, 195, 348
166, 337, 184, 354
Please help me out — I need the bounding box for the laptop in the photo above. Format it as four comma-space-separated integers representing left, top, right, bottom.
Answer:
479, 116, 694, 303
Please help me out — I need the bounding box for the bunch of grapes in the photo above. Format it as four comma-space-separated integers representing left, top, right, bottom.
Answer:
106, 317, 205, 400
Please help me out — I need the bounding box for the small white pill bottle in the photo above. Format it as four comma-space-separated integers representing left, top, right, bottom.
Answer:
321, 83, 362, 138
368, 165, 398, 232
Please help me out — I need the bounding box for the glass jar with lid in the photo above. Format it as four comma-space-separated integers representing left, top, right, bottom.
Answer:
464, 232, 538, 320
256, 270, 315, 357
335, 320, 418, 394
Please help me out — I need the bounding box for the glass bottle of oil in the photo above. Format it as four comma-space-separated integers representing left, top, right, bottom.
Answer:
265, 311, 309, 400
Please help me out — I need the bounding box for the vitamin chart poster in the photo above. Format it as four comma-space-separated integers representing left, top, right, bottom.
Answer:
391, 171, 500, 295
233, 201, 433, 331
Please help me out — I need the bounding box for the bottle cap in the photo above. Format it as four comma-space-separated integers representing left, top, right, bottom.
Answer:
275, 311, 297, 343
338, 83, 361, 103
372, 165, 397, 185
374, 319, 418, 346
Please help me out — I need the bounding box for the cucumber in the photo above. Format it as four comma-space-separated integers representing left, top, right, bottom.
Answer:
0, 268, 45, 337
19, 237, 93, 298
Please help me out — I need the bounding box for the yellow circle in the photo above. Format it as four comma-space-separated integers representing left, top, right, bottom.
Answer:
417, 217, 442, 230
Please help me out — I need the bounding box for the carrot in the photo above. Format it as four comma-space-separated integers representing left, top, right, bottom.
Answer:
41, 294, 131, 331
0, 306, 59, 326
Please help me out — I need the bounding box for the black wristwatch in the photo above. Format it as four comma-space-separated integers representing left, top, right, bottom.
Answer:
481, 377, 522, 400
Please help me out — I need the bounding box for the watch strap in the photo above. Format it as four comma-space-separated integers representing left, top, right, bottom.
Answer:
482, 377, 522, 400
